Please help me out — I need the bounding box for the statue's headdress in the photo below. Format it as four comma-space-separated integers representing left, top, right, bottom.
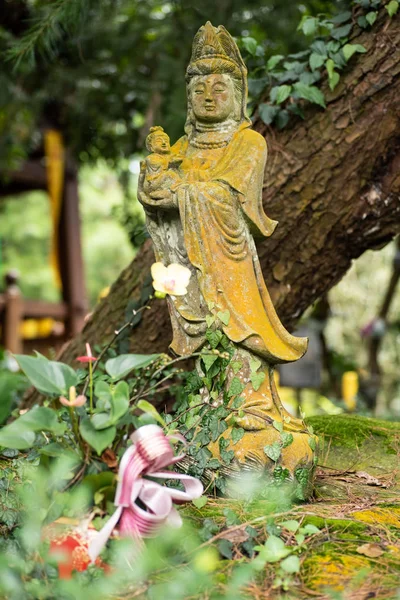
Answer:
186, 22, 251, 128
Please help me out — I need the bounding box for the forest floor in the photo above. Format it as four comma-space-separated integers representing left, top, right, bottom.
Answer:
180, 414, 400, 599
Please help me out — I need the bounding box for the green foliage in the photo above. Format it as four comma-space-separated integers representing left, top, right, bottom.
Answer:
4, 330, 180, 460
0, 407, 66, 450
105, 353, 160, 380
79, 418, 116, 455
1, 0, 339, 168
386, 0, 399, 16
14, 354, 78, 396
256, 0, 385, 128
0, 166, 136, 307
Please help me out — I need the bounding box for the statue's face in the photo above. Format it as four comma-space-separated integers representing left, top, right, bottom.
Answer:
190, 74, 235, 123
150, 133, 170, 154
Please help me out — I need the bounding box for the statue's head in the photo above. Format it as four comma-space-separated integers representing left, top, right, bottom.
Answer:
185, 22, 251, 134
145, 126, 170, 154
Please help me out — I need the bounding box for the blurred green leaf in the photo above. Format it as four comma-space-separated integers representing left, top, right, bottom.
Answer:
386, 0, 399, 16
270, 84, 292, 104
0, 407, 65, 449
342, 43, 367, 62
293, 81, 326, 107
15, 354, 77, 396
105, 354, 160, 380
136, 399, 165, 426
79, 418, 116, 455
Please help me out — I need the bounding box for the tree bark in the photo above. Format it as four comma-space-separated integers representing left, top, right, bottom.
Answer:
29, 12, 400, 381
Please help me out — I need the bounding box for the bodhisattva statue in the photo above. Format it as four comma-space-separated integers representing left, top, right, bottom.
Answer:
138, 22, 317, 484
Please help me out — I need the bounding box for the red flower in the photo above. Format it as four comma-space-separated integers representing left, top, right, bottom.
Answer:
44, 520, 108, 579
76, 343, 97, 364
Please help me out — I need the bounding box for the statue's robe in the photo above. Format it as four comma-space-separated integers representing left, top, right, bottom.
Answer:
141, 122, 307, 363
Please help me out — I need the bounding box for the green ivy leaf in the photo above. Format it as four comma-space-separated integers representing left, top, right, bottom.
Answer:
249, 358, 261, 373
272, 420, 283, 433
207, 458, 221, 469
258, 535, 292, 562
331, 10, 352, 24
281, 554, 300, 574
192, 496, 208, 509
217, 310, 230, 326
281, 432, 294, 448
297, 16, 319, 36
293, 82, 326, 107
231, 396, 244, 409
330, 23, 352, 40
357, 15, 368, 28
250, 371, 266, 391
228, 377, 245, 398
309, 52, 325, 71
205, 329, 223, 349
301, 523, 321, 535
15, 354, 77, 396
206, 315, 215, 327
342, 43, 367, 62
308, 436, 316, 451
79, 419, 116, 456
241, 36, 258, 56
281, 520, 300, 532
137, 399, 165, 427
387, 0, 399, 16
326, 59, 340, 91
202, 353, 219, 372
276, 109, 290, 129
231, 361, 243, 374
267, 54, 284, 70
259, 103, 279, 125
105, 354, 160, 380
366, 11, 378, 26
271, 84, 292, 105
231, 427, 245, 444
264, 441, 281, 462
217, 539, 233, 559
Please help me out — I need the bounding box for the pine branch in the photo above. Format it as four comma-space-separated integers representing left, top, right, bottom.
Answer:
6, 0, 90, 70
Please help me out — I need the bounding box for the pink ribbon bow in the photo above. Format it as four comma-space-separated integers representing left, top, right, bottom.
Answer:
88, 424, 203, 562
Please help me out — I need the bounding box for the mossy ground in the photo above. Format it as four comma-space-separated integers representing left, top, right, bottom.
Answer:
180, 414, 400, 599
1, 415, 399, 598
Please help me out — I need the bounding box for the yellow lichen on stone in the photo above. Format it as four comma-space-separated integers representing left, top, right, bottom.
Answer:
351, 507, 400, 528
304, 553, 371, 592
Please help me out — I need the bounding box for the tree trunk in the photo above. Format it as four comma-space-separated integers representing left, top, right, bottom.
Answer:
28, 12, 400, 388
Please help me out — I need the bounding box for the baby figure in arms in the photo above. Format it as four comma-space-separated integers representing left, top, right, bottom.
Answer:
141, 126, 182, 198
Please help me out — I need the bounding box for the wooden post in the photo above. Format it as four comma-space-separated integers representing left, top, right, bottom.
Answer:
58, 164, 87, 338
3, 270, 23, 354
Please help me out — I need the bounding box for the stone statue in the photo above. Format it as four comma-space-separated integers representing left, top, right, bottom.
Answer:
138, 22, 316, 483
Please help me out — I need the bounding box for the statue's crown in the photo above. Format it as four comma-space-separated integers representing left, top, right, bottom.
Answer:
189, 21, 246, 73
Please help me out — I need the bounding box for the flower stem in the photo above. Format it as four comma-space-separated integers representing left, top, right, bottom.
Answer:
69, 406, 80, 442
89, 360, 93, 414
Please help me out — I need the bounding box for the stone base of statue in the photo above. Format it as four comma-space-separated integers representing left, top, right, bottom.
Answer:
203, 347, 317, 495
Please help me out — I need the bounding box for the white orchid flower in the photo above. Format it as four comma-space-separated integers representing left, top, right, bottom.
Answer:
151, 262, 191, 296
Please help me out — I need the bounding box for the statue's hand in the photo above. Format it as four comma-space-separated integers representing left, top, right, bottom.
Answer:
149, 189, 172, 201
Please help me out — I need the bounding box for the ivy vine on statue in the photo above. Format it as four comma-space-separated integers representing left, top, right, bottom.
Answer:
138, 22, 317, 490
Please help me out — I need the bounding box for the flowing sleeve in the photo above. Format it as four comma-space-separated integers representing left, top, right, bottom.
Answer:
214, 128, 278, 239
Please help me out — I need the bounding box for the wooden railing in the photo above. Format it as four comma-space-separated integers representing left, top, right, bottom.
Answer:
0, 271, 82, 355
